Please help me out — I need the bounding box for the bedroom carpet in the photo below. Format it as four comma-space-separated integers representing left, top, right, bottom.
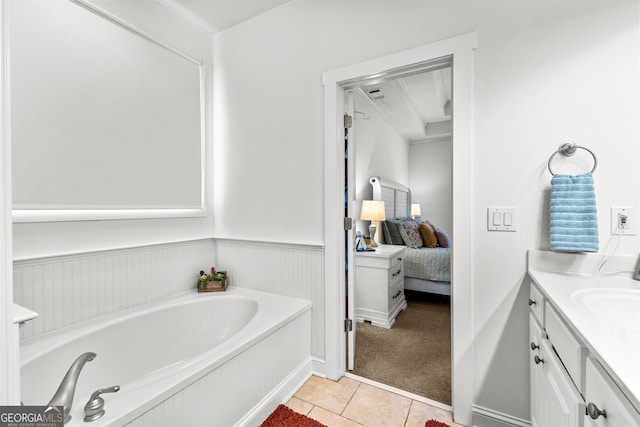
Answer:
353, 290, 451, 405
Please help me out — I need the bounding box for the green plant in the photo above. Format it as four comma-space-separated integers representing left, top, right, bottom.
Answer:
198, 267, 227, 288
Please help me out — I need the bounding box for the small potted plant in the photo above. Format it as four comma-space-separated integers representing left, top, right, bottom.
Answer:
197, 267, 228, 292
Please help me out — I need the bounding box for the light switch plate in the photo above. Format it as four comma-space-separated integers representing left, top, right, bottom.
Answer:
487, 207, 517, 232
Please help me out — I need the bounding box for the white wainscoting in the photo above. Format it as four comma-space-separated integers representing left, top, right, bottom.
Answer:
13, 239, 215, 340
212, 239, 325, 360
14, 238, 326, 365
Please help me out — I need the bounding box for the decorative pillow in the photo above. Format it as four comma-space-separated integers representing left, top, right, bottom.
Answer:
419, 222, 438, 248
397, 219, 424, 248
383, 220, 405, 245
434, 228, 451, 248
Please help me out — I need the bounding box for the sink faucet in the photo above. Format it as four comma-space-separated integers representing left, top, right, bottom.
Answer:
47, 352, 96, 424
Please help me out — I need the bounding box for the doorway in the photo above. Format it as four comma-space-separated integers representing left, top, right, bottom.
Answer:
348, 64, 453, 406
322, 33, 476, 426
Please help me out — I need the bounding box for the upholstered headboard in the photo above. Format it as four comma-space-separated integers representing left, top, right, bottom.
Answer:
369, 176, 411, 220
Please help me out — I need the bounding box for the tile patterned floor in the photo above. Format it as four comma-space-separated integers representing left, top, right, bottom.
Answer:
286, 376, 465, 427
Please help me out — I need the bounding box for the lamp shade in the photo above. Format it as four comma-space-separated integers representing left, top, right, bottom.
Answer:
360, 200, 386, 221
411, 203, 422, 218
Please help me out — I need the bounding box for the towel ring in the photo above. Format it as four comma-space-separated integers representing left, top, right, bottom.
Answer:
547, 143, 597, 176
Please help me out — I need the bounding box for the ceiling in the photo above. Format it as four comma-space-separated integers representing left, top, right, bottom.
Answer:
355, 67, 452, 144
159, 0, 293, 34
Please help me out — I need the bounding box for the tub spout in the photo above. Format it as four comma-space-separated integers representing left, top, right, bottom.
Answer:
47, 352, 96, 424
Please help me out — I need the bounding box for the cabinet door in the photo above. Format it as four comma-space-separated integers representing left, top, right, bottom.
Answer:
540, 340, 585, 427
584, 357, 640, 427
530, 314, 545, 427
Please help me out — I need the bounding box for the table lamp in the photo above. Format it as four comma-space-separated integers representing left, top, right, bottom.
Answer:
360, 200, 386, 247
411, 203, 422, 219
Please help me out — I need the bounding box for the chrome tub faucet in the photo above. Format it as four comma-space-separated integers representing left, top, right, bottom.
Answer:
47, 352, 96, 424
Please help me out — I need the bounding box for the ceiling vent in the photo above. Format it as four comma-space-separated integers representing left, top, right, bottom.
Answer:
367, 88, 385, 101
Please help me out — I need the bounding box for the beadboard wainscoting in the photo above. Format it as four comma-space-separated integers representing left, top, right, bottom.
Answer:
13, 239, 215, 340
212, 239, 325, 360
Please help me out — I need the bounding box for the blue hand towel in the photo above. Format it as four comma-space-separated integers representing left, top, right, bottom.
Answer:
549, 172, 599, 252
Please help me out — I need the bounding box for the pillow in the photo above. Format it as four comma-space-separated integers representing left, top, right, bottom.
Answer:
382, 220, 405, 245
434, 228, 451, 248
397, 219, 424, 248
419, 222, 438, 248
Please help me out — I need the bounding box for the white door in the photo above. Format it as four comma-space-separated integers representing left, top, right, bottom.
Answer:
345, 90, 357, 370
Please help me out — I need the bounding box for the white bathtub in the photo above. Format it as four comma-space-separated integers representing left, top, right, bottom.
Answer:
20, 287, 312, 426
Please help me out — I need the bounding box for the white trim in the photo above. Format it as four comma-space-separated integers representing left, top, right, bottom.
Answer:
322, 32, 476, 426
0, 0, 19, 404
472, 404, 532, 427
12, 207, 207, 223
13, 237, 214, 264
212, 237, 324, 251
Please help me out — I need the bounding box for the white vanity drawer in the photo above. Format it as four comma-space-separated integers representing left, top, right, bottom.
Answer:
545, 302, 586, 393
529, 283, 545, 326
584, 357, 640, 426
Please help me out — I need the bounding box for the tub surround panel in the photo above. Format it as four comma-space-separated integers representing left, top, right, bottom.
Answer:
213, 239, 325, 360
124, 310, 311, 427
14, 239, 215, 340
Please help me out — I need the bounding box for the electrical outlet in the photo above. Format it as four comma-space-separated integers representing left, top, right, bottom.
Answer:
611, 207, 636, 235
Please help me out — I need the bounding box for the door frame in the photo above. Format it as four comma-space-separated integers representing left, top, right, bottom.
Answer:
0, 0, 19, 404
322, 32, 476, 425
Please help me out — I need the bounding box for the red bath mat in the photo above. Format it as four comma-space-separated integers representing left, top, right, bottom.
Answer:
425, 420, 450, 427
260, 404, 327, 427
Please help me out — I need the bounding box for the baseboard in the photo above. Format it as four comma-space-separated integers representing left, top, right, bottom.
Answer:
472, 405, 531, 427
236, 356, 313, 427
311, 356, 326, 377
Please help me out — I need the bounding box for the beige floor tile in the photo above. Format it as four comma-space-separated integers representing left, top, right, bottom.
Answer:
285, 396, 314, 416
341, 383, 412, 427
405, 400, 463, 427
308, 406, 366, 427
295, 375, 361, 414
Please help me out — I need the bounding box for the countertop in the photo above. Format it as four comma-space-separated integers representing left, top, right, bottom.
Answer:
527, 249, 640, 410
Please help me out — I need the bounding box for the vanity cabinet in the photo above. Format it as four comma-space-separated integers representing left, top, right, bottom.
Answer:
529, 291, 584, 427
529, 281, 640, 427
355, 245, 407, 328
584, 357, 640, 427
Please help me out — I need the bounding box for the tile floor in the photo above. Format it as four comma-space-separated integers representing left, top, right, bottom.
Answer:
286, 375, 464, 427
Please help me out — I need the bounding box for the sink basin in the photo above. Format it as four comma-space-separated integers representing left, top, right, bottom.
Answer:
571, 288, 640, 332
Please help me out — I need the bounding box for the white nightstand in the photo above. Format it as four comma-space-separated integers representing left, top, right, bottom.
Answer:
354, 244, 407, 328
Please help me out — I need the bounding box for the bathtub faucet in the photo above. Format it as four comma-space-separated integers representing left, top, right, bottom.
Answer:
47, 352, 97, 424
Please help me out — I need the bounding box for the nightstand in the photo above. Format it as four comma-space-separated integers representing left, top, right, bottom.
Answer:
354, 245, 407, 328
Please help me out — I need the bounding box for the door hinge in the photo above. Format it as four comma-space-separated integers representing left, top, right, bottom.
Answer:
344, 217, 353, 230
344, 318, 353, 332
344, 114, 353, 129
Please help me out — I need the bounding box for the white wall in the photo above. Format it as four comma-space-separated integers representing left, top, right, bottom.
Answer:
353, 91, 409, 234
11, 0, 215, 260
214, 0, 639, 422
409, 140, 453, 238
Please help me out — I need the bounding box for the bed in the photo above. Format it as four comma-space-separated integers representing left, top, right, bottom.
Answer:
370, 176, 451, 296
